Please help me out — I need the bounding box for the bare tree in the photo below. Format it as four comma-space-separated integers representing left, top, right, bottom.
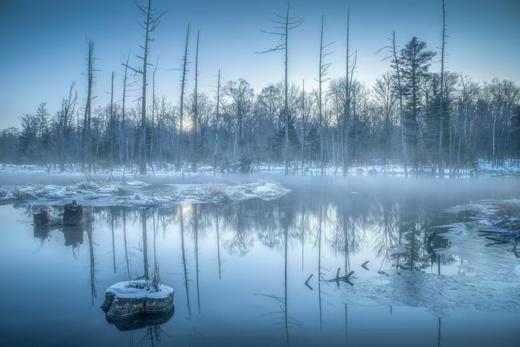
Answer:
191, 30, 200, 171
438, 0, 447, 172
109, 71, 115, 171
318, 16, 332, 175
177, 23, 190, 170
124, 0, 166, 175
81, 40, 94, 172
391, 32, 406, 173
376, 31, 406, 173
150, 56, 159, 172
300, 80, 306, 173
213, 69, 221, 174
120, 54, 130, 166
342, 7, 351, 176
223, 79, 254, 162
258, 0, 302, 175
58, 82, 78, 171
374, 73, 397, 163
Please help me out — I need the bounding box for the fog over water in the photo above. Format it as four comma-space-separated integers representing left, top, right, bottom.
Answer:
1, 0, 519, 345
1, 174, 519, 346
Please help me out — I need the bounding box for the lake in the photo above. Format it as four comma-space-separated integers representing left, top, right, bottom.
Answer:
1, 175, 519, 347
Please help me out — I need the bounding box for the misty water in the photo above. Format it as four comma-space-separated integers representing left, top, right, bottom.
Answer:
1, 175, 519, 347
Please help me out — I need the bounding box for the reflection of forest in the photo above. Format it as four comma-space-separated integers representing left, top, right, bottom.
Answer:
27, 184, 462, 295
22, 185, 470, 347
28, 184, 461, 271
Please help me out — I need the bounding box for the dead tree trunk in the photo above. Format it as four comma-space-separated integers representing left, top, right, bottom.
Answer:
257, 0, 301, 175
319, 17, 324, 175
391, 31, 407, 175
438, 0, 447, 174
124, 0, 165, 175
109, 71, 115, 171
150, 56, 159, 173
318, 17, 332, 176
342, 7, 351, 176
81, 40, 94, 172
177, 23, 190, 170
139, 0, 152, 175
121, 54, 129, 167
191, 30, 200, 172
213, 69, 221, 175
283, 2, 290, 175
300, 79, 306, 173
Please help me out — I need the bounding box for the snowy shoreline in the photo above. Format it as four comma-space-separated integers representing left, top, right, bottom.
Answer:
1, 159, 519, 179
0, 179, 290, 207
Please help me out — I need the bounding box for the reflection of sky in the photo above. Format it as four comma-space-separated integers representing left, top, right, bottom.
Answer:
1, 0, 519, 128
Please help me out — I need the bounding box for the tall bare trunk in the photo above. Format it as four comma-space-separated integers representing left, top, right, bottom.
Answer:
343, 7, 350, 176
318, 16, 325, 176
177, 23, 190, 170
192, 31, 200, 171
300, 80, 306, 173
213, 69, 221, 174
391, 31, 406, 175
139, 0, 153, 175
82, 41, 94, 172
109, 71, 114, 171
438, 0, 447, 174
283, 2, 290, 175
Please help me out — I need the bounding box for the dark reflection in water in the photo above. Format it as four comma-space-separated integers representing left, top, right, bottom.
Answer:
1, 177, 520, 347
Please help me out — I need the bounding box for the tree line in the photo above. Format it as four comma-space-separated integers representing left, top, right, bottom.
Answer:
1, 0, 519, 175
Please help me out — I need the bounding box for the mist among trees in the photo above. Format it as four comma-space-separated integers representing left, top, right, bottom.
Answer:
1, 0, 519, 176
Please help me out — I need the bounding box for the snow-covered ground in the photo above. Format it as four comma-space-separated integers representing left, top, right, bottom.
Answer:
1, 159, 519, 178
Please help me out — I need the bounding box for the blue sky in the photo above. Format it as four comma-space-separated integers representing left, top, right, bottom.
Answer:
1, 0, 519, 128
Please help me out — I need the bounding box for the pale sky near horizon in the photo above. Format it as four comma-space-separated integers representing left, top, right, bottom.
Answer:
1, 0, 519, 129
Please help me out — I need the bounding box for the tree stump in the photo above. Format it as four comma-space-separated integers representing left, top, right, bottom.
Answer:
33, 209, 50, 226
101, 280, 174, 321
63, 200, 83, 225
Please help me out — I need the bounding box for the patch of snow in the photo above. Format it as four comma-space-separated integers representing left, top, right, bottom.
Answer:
105, 280, 173, 300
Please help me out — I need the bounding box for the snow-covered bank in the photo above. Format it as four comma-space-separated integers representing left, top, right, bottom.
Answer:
0, 180, 290, 207
1, 159, 519, 179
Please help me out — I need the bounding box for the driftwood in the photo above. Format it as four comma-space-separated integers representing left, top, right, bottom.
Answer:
326, 267, 354, 286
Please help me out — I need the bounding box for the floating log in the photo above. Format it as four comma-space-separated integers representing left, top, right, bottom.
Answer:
325, 268, 354, 285
63, 200, 83, 225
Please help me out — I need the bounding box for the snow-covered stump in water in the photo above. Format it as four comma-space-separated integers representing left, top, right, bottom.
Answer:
63, 200, 82, 225
101, 280, 174, 321
33, 208, 50, 226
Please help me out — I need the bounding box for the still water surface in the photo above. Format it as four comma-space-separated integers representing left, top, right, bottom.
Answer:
1, 176, 519, 347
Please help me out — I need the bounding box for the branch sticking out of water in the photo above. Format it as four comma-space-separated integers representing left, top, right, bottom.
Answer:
304, 274, 313, 290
